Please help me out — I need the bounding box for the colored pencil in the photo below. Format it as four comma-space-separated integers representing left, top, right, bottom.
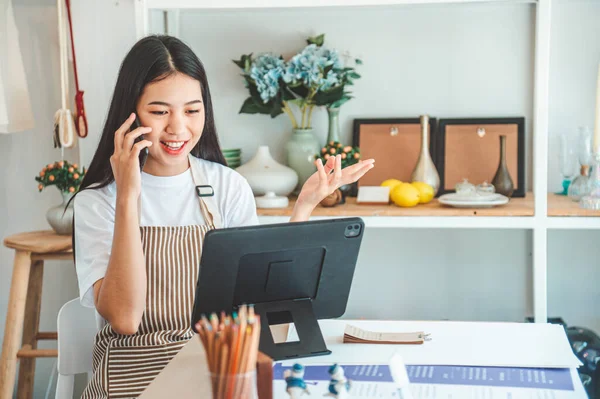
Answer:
195, 306, 261, 399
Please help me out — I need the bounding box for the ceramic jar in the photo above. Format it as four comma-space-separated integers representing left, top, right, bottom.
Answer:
46, 191, 74, 235
235, 145, 298, 199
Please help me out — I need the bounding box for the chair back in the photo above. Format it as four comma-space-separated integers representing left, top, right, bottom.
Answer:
55, 298, 97, 399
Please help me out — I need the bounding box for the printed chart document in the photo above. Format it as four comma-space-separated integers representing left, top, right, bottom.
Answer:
272, 363, 586, 398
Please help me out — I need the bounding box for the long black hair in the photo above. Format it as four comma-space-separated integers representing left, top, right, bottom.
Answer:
79, 34, 226, 194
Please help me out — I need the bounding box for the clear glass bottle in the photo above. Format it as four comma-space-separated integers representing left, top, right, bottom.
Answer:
568, 126, 593, 201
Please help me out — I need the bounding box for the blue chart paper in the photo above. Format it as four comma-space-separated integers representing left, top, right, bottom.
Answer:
273, 363, 575, 391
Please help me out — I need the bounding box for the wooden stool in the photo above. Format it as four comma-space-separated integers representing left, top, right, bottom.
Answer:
0, 230, 73, 399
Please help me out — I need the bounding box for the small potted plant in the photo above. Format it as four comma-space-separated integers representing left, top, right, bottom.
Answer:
315, 141, 361, 203
35, 160, 86, 235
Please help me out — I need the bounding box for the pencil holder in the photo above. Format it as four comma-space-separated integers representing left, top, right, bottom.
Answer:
209, 370, 258, 399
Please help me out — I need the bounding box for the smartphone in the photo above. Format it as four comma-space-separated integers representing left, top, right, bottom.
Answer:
131, 117, 148, 171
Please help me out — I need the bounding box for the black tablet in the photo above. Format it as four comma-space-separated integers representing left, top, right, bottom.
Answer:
191, 217, 364, 360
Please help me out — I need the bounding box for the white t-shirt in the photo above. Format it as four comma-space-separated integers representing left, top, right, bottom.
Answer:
73, 156, 259, 309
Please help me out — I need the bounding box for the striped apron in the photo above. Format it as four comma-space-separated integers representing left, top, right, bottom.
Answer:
82, 157, 221, 398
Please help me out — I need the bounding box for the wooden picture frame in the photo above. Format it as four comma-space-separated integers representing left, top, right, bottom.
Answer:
352, 118, 438, 189
436, 117, 526, 197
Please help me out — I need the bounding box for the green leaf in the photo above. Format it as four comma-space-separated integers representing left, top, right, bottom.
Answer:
348, 72, 361, 79
239, 97, 270, 115
330, 96, 352, 108
287, 84, 309, 99
355, 59, 363, 65
232, 53, 253, 71
313, 84, 345, 106
270, 102, 284, 118
306, 33, 325, 47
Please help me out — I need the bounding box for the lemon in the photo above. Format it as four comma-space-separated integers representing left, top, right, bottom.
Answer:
381, 179, 403, 201
380, 179, 403, 189
390, 183, 420, 207
411, 181, 435, 204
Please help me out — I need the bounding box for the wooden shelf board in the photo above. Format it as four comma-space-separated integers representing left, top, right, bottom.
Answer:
547, 194, 600, 217
257, 193, 534, 217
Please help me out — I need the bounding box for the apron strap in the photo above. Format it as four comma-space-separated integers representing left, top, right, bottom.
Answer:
188, 154, 222, 229
134, 156, 223, 229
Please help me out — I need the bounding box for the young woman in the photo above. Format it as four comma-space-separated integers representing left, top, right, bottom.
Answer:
73, 34, 374, 398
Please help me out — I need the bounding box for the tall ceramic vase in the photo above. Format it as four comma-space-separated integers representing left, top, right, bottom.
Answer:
410, 115, 440, 195
46, 191, 74, 235
492, 135, 514, 197
285, 128, 320, 192
326, 106, 341, 144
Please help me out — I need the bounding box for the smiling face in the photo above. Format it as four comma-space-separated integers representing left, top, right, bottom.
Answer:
135, 72, 205, 176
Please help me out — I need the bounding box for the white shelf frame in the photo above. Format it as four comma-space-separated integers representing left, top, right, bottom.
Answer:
143, 0, 538, 9
258, 216, 536, 229
132, 0, 600, 324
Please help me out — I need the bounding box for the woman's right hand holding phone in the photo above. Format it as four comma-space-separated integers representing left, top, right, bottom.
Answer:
110, 113, 153, 200
97, 113, 152, 334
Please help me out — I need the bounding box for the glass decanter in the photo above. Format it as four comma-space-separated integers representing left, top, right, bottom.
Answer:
568, 126, 593, 201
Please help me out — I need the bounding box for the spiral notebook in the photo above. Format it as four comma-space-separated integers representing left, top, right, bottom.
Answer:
343, 324, 431, 345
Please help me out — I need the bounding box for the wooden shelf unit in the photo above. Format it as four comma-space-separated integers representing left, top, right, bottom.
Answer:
130, 0, 568, 325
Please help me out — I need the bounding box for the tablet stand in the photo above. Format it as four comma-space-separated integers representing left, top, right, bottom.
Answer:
253, 298, 331, 361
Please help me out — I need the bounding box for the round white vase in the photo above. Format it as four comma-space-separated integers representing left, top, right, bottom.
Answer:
235, 145, 298, 208
46, 191, 74, 235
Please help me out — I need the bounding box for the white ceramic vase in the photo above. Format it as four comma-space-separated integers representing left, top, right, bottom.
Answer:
46, 191, 74, 235
235, 146, 299, 208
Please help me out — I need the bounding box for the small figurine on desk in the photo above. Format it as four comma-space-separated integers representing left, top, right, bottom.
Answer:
284, 363, 311, 398
325, 363, 352, 398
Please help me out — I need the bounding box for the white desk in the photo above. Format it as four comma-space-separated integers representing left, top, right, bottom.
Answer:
140, 320, 588, 398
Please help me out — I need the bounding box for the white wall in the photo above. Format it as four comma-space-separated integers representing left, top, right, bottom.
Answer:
1, 0, 600, 397
0, 0, 80, 397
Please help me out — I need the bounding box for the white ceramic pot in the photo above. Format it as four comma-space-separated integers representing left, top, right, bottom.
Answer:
46, 191, 74, 235
236, 146, 298, 196
235, 146, 299, 208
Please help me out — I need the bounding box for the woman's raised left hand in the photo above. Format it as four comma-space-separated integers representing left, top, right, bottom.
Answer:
295, 154, 375, 211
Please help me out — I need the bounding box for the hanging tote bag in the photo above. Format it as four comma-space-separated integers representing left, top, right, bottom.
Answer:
53, 0, 75, 148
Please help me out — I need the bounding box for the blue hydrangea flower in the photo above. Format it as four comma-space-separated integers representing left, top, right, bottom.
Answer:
249, 53, 285, 103
283, 44, 344, 92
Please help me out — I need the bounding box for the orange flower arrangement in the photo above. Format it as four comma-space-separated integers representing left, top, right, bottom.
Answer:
35, 160, 86, 194
315, 141, 360, 169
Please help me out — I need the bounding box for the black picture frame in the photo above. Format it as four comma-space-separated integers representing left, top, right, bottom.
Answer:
435, 117, 526, 197
352, 118, 440, 194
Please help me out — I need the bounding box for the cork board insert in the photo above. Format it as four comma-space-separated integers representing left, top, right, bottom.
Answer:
437, 119, 525, 197
353, 119, 436, 188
